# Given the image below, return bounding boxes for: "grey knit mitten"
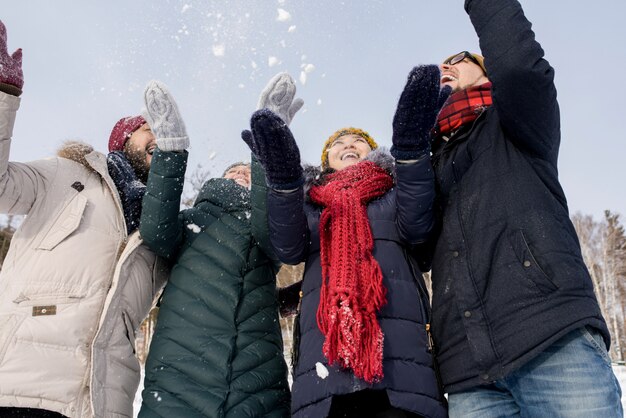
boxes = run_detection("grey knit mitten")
[257,72,303,126]
[143,80,189,151]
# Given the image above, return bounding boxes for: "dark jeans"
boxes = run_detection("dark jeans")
[327,389,423,418]
[0,408,67,418]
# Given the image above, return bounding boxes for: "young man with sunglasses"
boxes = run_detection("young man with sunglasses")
[427,0,623,416]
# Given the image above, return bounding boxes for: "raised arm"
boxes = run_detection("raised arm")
[139,81,189,260]
[467,0,560,160]
[391,65,450,244]
[250,72,304,261]
[250,154,278,261]
[244,73,309,264]
[0,20,23,97]
[243,109,309,264]
[0,20,57,214]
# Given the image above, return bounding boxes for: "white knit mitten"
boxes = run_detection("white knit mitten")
[257,72,304,126]
[142,80,189,151]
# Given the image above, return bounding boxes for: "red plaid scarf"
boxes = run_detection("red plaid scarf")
[309,161,393,383]
[436,82,493,136]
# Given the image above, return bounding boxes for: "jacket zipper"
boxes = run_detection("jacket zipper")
[85,171,130,416]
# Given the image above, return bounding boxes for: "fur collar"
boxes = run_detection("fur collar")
[303,147,396,196]
[56,141,97,171]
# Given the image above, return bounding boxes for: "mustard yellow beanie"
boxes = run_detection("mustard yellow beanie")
[320,127,378,169]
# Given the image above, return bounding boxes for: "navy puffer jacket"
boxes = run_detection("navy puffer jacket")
[429,0,609,394]
[269,149,447,418]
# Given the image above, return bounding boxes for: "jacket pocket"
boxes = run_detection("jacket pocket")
[0,314,25,365]
[36,193,88,251]
[581,326,612,367]
[509,229,558,294]
[13,293,86,307]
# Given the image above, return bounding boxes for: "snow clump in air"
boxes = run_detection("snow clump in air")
[276,9,292,22]
[212,44,226,57]
[268,56,280,67]
[299,64,315,85]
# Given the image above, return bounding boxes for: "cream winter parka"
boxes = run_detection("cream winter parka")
[0,91,168,417]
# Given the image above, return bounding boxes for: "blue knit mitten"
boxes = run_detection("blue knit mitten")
[391,65,452,160]
[242,109,303,190]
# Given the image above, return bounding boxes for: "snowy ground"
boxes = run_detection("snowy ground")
[132,365,626,416]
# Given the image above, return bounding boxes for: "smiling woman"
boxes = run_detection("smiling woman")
[321,127,378,172]
[244,66,450,418]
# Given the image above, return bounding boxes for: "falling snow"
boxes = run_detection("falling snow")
[212,44,226,57]
[276,8,291,22]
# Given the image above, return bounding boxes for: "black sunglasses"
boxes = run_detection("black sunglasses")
[444,51,481,67]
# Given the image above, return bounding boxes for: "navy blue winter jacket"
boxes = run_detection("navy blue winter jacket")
[269,149,447,418]
[429,0,609,393]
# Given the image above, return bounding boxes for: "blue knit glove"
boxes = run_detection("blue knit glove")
[391,65,452,160]
[241,109,303,190]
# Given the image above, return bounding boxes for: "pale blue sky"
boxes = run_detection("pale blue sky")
[3,1,625,218]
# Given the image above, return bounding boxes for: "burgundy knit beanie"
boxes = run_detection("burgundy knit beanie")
[108,115,146,152]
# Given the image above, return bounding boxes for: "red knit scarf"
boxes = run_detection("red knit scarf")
[309,160,394,383]
[436,82,493,136]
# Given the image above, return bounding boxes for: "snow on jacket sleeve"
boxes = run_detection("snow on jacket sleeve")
[395,156,436,245]
[466,0,560,162]
[140,148,187,260]
[0,91,57,214]
[267,186,309,265]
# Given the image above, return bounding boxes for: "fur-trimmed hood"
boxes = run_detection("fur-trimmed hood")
[302,146,396,196]
[56,140,97,171]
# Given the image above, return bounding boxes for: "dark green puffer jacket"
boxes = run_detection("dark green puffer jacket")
[138,149,290,418]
